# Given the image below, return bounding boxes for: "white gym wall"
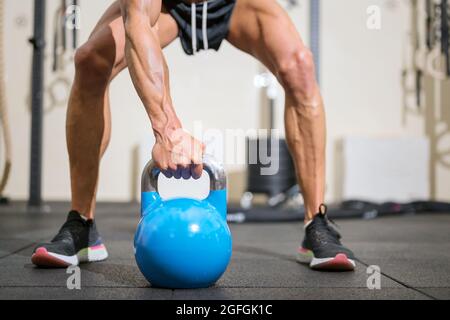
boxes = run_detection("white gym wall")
[2,0,450,203]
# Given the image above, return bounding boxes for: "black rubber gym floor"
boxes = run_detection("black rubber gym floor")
[0,202,449,300]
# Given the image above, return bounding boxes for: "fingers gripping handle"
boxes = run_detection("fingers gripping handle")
[141,155,227,193]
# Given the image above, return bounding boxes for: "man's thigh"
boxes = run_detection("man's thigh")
[226,0,306,74]
[84,0,178,78]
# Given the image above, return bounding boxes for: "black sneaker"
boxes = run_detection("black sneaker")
[31,211,108,267]
[297,207,356,271]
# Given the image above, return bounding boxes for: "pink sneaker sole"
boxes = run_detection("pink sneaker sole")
[311,254,356,271]
[31,247,72,268]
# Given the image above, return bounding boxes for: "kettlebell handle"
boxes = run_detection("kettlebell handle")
[141,155,227,193]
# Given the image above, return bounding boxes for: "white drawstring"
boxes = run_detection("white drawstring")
[191,3,197,54]
[202,1,209,51]
[191,1,209,55]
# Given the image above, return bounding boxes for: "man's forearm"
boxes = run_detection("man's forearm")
[121,3,181,140]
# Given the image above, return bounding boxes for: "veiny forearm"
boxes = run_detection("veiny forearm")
[123,11,181,140]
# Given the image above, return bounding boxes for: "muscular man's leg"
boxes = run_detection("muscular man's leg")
[227,0,355,271]
[67,1,178,219]
[227,0,325,222]
[32,1,179,268]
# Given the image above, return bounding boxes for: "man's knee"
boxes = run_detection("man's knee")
[74,43,113,85]
[276,48,318,102]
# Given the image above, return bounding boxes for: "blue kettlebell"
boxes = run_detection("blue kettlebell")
[134,156,232,289]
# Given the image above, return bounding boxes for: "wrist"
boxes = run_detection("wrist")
[152,117,182,143]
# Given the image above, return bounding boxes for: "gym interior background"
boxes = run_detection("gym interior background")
[2,0,449,204]
[0,0,449,300]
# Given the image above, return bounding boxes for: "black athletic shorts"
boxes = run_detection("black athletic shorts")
[163,0,236,55]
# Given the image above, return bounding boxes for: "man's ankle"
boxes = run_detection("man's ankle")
[304,219,313,229]
[71,210,92,221]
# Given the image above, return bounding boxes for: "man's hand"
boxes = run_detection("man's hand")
[152,128,205,180]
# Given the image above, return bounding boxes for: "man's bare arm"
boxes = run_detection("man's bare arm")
[120,0,178,138]
[120,0,204,178]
